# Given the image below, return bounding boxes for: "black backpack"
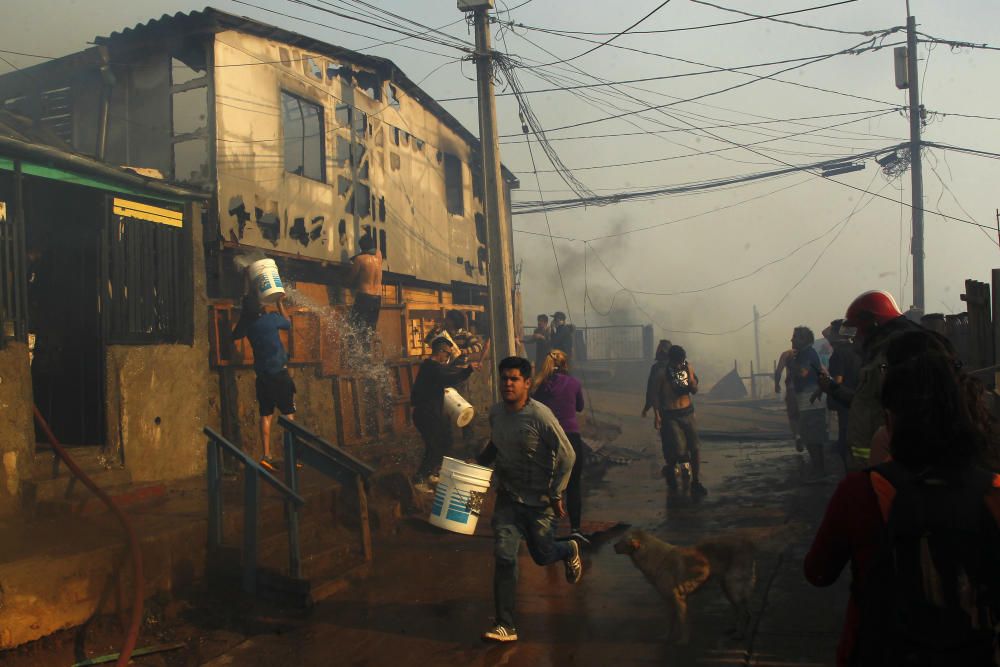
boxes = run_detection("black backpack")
[854,461,1000,666]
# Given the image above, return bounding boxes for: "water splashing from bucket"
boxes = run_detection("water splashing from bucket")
[282,287,399,432]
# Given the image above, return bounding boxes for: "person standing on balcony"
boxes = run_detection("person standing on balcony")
[348,232,383,346]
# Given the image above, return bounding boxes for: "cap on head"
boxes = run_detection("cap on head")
[844,290,902,334]
[359,233,375,252]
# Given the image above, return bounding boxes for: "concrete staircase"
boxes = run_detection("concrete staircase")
[21,447,166,517]
[206,467,373,608]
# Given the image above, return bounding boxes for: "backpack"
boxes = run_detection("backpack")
[854,461,1000,666]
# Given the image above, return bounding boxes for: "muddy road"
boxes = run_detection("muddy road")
[205,397,850,667]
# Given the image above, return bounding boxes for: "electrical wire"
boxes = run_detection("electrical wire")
[511,109,900,174]
[524,128,573,320]
[509,0,857,36]
[512,146,893,214]
[689,0,890,36]
[441,45,901,104]
[534,0,675,67]
[507,35,900,134]
[496,109,900,145]
[509,26,903,114]
[585,172,888,335]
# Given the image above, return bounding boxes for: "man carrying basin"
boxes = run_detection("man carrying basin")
[475,356,582,643]
[410,337,480,493]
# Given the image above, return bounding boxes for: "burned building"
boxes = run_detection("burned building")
[0,8,517,510]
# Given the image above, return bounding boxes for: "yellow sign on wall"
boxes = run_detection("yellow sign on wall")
[112,198,183,227]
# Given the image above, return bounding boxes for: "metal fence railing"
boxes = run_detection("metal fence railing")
[522,324,653,362]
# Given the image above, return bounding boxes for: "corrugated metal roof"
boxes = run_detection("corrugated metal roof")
[94,8,517,184]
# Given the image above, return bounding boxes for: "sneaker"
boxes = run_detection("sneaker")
[569,530,591,546]
[260,457,279,473]
[564,538,583,584]
[691,481,708,498]
[482,624,518,643]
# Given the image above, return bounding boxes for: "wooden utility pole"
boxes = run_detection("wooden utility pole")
[905,10,926,313]
[468,0,515,397]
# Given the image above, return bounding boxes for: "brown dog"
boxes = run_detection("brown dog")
[614,529,756,643]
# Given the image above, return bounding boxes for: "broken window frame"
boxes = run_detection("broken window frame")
[103,196,194,345]
[443,152,464,216]
[280,90,326,183]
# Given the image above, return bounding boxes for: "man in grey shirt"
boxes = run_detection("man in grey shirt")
[476,356,582,643]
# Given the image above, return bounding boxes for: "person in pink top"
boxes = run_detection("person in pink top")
[531,350,587,543]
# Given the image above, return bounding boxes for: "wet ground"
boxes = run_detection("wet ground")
[202,399,851,667]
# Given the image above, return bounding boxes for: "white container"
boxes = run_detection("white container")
[443,387,475,428]
[249,258,285,303]
[429,456,493,535]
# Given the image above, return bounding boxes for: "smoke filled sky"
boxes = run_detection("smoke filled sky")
[4,0,999,382]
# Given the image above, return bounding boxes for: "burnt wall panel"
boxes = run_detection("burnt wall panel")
[212,31,488,288]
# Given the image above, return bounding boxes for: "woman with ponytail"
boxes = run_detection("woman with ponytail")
[532,350,587,543]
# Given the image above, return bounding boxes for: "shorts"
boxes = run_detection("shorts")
[350,292,381,331]
[256,369,296,416]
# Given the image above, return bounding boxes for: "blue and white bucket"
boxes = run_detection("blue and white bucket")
[249,258,285,303]
[429,456,493,535]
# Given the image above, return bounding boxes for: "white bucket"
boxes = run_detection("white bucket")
[249,258,285,303]
[429,456,493,535]
[443,387,475,428]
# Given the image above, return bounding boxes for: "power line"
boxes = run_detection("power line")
[509,0,857,36]
[229,0,468,58]
[509,27,903,113]
[497,109,899,144]
[689,0,889,36]
[585,172,887,335]
[511,146,893,214]
[536,0,675,67]
[509,37,899,134]
[523,128,573,319]
[509,109,900,174]
[916,31,1000,53]
[441,46,897,104]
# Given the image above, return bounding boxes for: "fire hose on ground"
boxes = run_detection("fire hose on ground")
[33,405,143,667]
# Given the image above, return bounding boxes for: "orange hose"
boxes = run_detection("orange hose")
[33,405,143,667]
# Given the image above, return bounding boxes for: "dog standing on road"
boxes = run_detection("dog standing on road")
[614,529,756,644]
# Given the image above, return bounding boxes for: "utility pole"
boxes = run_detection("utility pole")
[464,0,516,397]
[905,10,926,313]
[753,305,761,398]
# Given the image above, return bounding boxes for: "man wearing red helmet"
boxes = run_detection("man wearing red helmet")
[837,290,921,468]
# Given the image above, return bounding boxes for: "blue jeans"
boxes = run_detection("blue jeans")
[492,493,573,629]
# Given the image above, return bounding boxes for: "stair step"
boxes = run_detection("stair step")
[33,482,167,518]
[22,466,132,505]
[30,447,120,480]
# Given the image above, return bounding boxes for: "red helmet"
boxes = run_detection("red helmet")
[844,290,902,334]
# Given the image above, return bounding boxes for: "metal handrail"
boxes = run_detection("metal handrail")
[203,426,304,594]
[277,416,376,573]
[278,416,375,478]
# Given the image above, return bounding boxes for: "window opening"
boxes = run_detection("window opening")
[281,91,325,182]
[444,153,464,216]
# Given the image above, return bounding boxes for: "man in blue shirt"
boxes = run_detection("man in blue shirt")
[232,291,294,472]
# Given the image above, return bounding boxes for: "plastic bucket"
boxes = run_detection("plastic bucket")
[443,387,475,428]
[429,456,493,535]
[249,258,285,303]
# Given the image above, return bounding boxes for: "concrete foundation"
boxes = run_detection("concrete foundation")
[0,342,33,516]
